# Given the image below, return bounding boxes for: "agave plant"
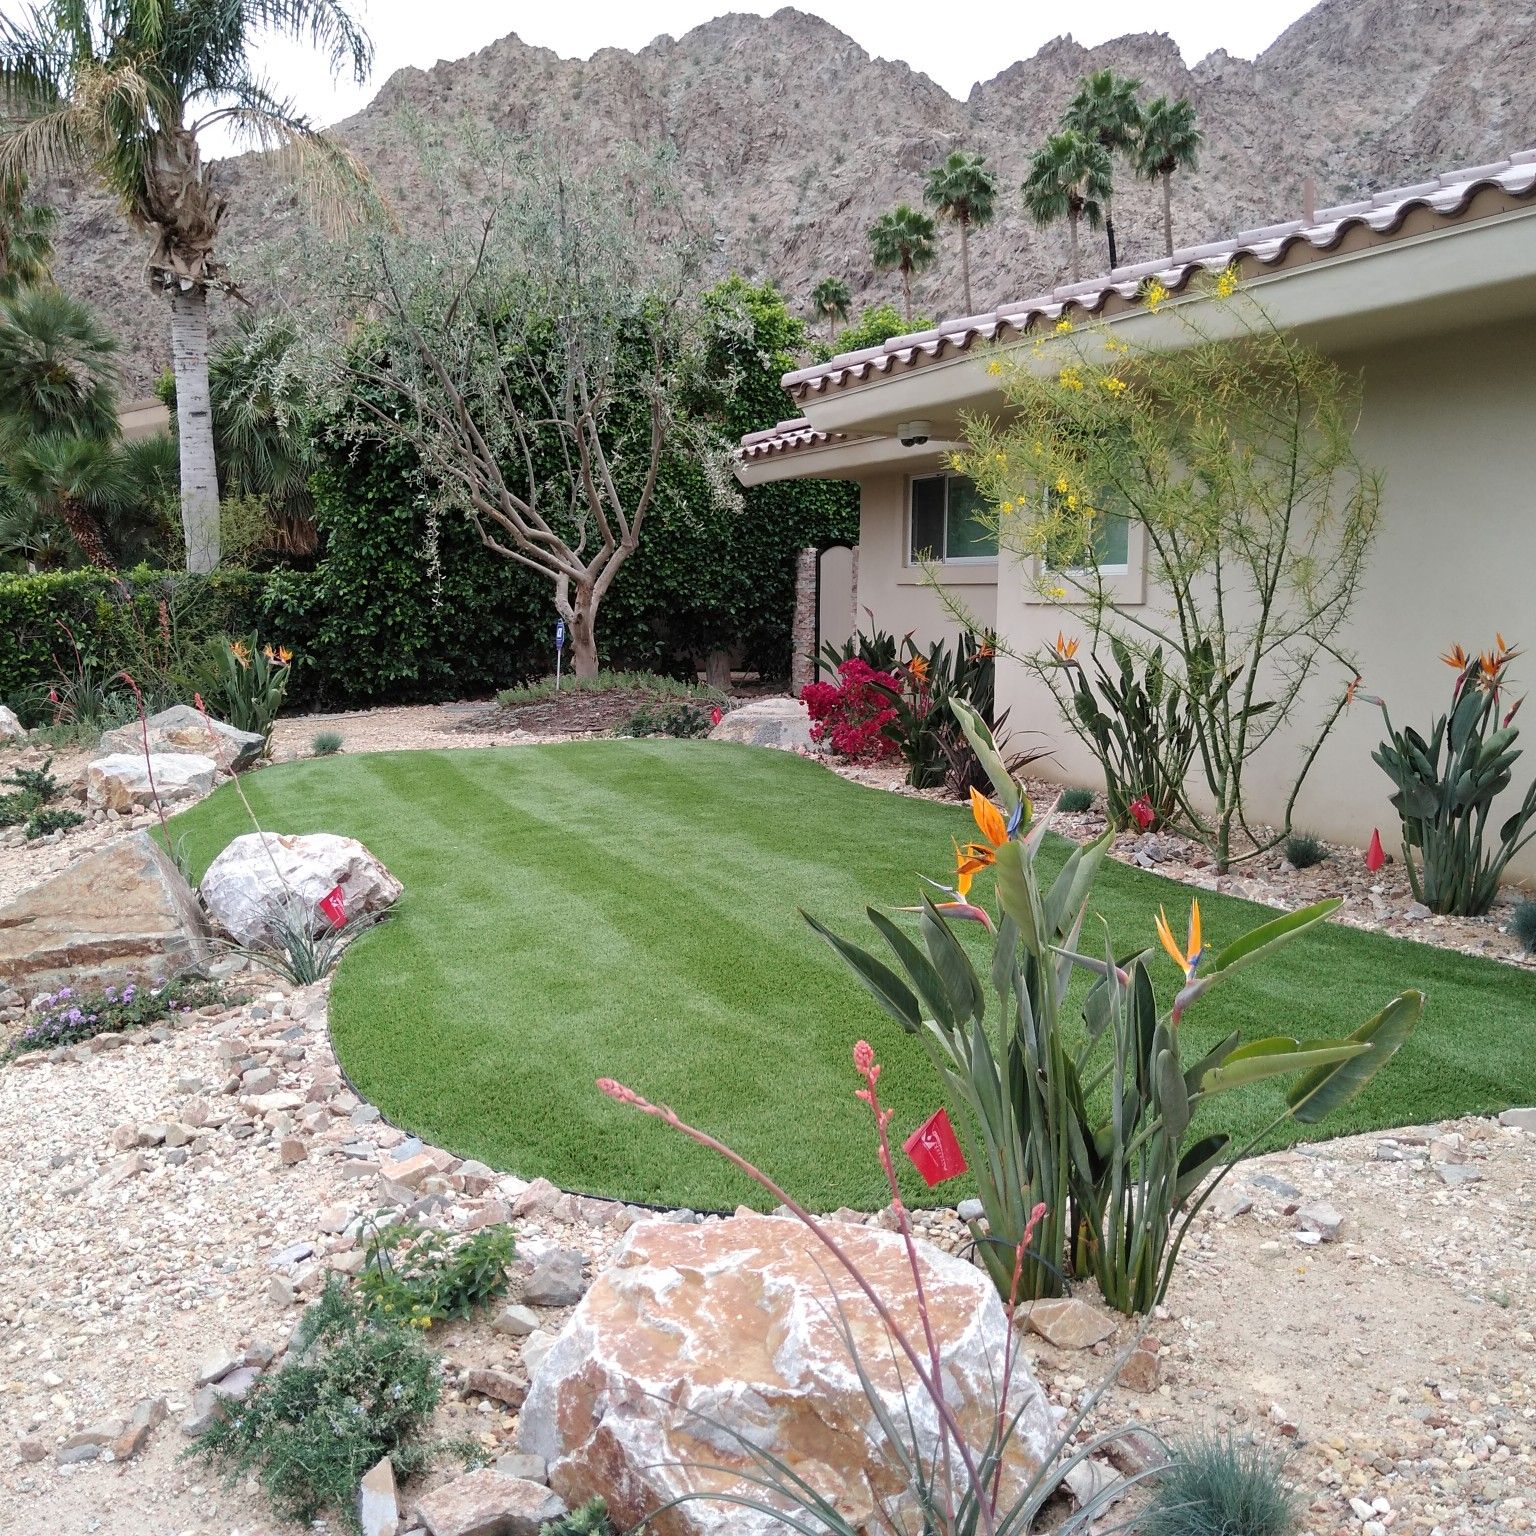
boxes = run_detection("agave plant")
[809,699,1424,1313]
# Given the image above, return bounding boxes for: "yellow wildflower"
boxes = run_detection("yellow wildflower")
[1144,278,1169,313]
[987,359,1003,376]
[1058,365,1084,392]
[1000,500,1015,515]
[1066,494,1079,510]
[1054,476,1070,495]
[1047,584,1068,600]
[1215,265,1240,299]
[1054,317,1074,334]
[1100,375,1127,394]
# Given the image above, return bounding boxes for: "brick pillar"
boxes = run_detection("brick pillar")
[790,546,818,697]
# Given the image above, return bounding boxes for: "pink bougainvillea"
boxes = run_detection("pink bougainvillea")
[801,658,901,761]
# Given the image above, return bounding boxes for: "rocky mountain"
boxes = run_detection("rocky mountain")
[36,0,1536,393]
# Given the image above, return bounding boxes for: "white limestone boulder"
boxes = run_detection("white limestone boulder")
[706,696,813,751]
[101,704,264,772]
[86,752,217,813]
[0,704,25,741]
[519,1211,1058,1536]
[199,832,401,946]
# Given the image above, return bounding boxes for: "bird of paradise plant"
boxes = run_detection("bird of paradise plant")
[214,633,292,750]
[809,698,1424,1313]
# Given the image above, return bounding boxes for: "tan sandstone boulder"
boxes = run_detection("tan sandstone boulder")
[85,752,217,812]
[101,703,264,772]
[518,1211,1058,1536]
[0,832,211,998]
[706,697,813,751]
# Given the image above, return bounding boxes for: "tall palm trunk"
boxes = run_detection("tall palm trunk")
[1104,194,1119,270]
[1067,210,1081,283]
[1160,170,1174,257]
[57,496,113,569]
[900,261,914,324]
[169,284,220,573]
[959,216,973,314]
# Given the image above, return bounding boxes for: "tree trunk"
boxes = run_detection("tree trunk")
[1105,197,1119,270]
[168,284,220,573]
[1161,173,1174,258]
[705,649,732,691]
[900,263,914,325]
[57,496,113,570]
[1068,214,1080,283]
[959,218,973,315]
[569,594,599,678]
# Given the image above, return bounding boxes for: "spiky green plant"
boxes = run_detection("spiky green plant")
[808,699,1424,1313]
[1510,898,1536,954]
[213,636,290,747]
[312,729,344,756]
[1284,832,1328,870]
[1368,641,1536,914]
[1139,1433,1298,1536]
[1058,787,1094,813]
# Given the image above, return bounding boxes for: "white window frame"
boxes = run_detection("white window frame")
[905,472,998,568]
[1044,487,1132,580]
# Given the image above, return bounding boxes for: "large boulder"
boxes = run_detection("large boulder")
[199,832,402,946]
[706,697,813,751]
[0,704,24,742]
[85,752,217,813]
[0,832,212,998]
[519,1212,1057,1536]
[101,704,264,772]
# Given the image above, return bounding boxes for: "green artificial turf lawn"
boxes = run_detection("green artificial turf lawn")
[170,743,1536,1212]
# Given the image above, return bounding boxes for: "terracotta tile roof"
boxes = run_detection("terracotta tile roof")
[737,417,847,459]
[780,150,1536,404]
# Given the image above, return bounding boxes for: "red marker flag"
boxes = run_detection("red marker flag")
[903,1108,968,1187]
[1365,829,1386,873]
[318,885,347,928]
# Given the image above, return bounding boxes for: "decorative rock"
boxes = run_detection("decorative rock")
[199,831,402,946]
[491,1304,539,1338]
[210,1366,262,1403]
[1117,1339,1161,1393]
[494,1453,548,1486]
[707,696,813,751]
[414,1471,566,1536]
[522,1248,587,1308]
[520,1330,558,1377]
[56,1420,123,1464]
[180,1386,224,1436]
[111,1397,167,1461]
[0,831,211,998]
[358,1454,401,1536]
[0,703,24,741]
[509,1177,560,1218]
[1498,1107,1536,1132]
[197,1346,244,1386]
[101,703,264,772]
[85,751,217,812]
[1023,1296,1118,1350]
[519,1213,1056,1536]
[1296,1201,1344,1241]
[279,1136,308,1165]
[463,1368,529,1409]
[1434,1162,1483,1187]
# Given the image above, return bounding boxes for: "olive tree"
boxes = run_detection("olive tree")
[955,277,1381,869]
[338,151,728,678]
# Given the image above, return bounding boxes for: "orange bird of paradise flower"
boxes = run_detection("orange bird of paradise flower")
[1440,643,1470,671]
[1053,631,1080,662]
[1155,899,1203,984]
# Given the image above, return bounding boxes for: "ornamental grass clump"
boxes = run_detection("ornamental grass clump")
[1511,899,1536,955]
[1139,1433,1299,1536]
[597,1046,1157,1536]
[807,699,1423,1314]
[1284,832,1328,870]
[1363,638,1536,915]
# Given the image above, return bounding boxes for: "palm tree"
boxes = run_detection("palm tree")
[809,276,852,343]
[923,150,999,315]
[1063,69,1144,269]
[868,204,938,326]
[1134,96,1203,258]
[1023,130,1112,283]
[0,0,373,574]
[0,172,54,298]
[0,282,123,566]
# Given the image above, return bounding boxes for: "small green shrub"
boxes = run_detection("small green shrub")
[312,729,344,756]
[497,669,722,709]
[615,702,714,739]
[3,759,62,800]
[190,1281,442,1529]
[8,975,227,1057]
[1284,832,1328,870]
[23,806,84,840]
[1139,1433,1298,1536]
[541,1498,614,1536]
[355,1221,516,1330]
[1058,787,1094,813]
[0,789,39,828]
[1512,898,1536,954]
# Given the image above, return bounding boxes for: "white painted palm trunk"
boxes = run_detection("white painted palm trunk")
[169,285,221,573]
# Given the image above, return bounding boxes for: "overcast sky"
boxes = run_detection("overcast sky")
[219,1,1318,153]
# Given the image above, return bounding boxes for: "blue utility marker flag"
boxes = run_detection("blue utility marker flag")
[555,619,566,649]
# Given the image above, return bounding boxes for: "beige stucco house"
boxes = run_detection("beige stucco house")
[737,152,1536,880]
